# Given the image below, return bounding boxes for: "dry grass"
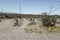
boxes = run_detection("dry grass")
[24,28,42,34]
[47,26,60,33]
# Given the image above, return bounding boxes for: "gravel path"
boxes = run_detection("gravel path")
[0,19,60,40]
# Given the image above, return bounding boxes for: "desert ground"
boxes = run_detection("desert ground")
[0,18,60,40]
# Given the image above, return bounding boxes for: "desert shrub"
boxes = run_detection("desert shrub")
[42,15,56,27]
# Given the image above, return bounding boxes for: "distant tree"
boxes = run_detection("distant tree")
[41,12,48,15]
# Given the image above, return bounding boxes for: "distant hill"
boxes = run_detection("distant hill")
[0,12,42,18]
[0,12,60,18]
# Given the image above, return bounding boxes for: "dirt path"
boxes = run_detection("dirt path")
[20,20,30,28]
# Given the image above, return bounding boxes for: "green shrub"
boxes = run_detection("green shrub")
[42,15,56,27]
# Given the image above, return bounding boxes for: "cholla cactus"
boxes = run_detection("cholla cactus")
[0,16,2,22]
[32,18,36,25]
[14,18,20,26]
[29,17,36,25]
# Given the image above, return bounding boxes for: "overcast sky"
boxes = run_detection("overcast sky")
[0,0,60,15]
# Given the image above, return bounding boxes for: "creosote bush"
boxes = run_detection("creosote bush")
[42,15,56,27]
